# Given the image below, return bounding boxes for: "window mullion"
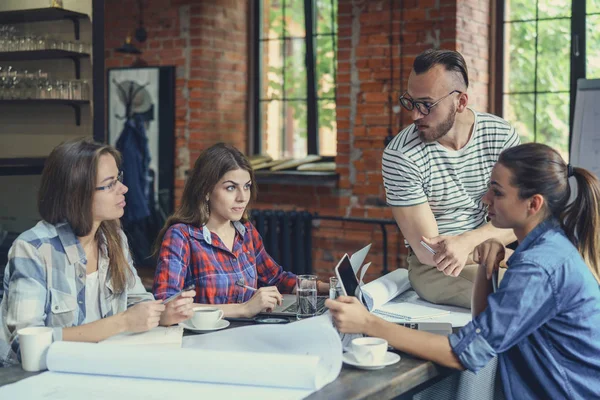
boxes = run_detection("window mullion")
[569,0,586,148]
[252,1,262,155]
[304,0,318,155]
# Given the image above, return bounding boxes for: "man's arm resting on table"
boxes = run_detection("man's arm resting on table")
[364,314,464,370]
[391,203,439,267]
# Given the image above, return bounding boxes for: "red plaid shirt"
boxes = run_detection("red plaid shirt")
[153,221,297,304]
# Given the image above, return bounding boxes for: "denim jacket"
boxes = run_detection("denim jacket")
[0,221,153,366]
[449,218,600,399]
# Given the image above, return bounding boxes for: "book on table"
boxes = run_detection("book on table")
[354,262,472,327]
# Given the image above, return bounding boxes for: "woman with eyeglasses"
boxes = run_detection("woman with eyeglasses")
[329,143,600,399]
[0,138,194,367]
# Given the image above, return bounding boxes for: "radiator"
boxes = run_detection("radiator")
[250,209,313,275]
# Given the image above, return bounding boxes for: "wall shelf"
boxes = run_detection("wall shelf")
[0,49,89,62]
[0,8,88,41]
[0,99,89,125]
[255,171,339,187]
[0,8,87,24]
[0,157,46,176]
[0,50,89,77]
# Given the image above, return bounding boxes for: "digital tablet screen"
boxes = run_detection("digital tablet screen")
[336,255,359,297]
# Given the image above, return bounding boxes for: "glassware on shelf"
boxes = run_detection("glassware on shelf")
[0,25,91,53]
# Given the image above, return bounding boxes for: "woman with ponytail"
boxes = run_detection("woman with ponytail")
[0,139,194,367]
[326,143,600,400]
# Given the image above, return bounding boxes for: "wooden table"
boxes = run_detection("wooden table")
[0,320,457,399]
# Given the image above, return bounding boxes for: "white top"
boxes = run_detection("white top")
[83,271,102,324]
[382,109,520,237]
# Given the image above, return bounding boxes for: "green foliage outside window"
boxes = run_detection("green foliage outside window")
[504,0,600,159]
[262,0,337,154]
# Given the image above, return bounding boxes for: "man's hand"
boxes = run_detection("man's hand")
[421,235,472,277]
[325,296,372,334]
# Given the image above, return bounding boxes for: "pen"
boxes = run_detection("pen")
[162,284,196,304]
[235,280,257,292]
[420,240,437,255]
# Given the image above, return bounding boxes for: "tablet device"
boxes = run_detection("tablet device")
[334,254,360,297]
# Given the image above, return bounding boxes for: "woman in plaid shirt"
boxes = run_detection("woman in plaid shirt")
[153,143,328,318]
[0,139,194,366]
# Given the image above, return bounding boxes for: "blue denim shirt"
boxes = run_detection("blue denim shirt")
[449,218,600,400]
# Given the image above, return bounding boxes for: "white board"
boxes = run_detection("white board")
[570,78,600,179]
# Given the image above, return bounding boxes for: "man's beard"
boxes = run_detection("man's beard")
[418,105,457,143]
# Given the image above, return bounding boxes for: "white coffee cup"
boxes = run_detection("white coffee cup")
[18,326,53,372]
[350,337,388,365]
[190,307,224,329]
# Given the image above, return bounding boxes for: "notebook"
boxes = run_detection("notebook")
[372,292,451,321]
[265,294,328,317]
[358,268,471,326]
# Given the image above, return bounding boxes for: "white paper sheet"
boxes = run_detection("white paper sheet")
[350,243,372,275]
[361,268,412,311]
[0,371,310,400]
[0,315,343,399]
[99,325,183,347]
[182,313,342,390]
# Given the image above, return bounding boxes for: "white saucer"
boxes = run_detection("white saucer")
[342,351,401,370]
[180,319,230,333]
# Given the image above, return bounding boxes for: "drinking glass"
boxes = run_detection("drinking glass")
[329,276,342,300]
[296,274,317,320]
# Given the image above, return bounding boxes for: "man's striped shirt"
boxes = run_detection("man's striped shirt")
[382,109,520,237]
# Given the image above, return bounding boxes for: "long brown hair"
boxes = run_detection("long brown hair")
[154,143,257,253]
[39,138,133,294]
[499,143,600,283]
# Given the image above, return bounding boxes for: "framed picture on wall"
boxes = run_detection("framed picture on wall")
[107,66,175,220]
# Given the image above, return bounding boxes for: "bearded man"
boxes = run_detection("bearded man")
[383,49,520,308]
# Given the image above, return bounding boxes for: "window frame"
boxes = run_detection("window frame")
[250,0,337,157]
[492,0,590,155]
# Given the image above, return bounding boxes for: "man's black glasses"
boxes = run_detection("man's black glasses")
[399,90,461,116]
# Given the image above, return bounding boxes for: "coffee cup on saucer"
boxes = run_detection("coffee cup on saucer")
[350,337,388,365]
[190,307,224,329]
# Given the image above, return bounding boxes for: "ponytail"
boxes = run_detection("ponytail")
[561,167,600,283]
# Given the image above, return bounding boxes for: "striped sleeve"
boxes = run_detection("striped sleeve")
[382,144,427,207]
[502,125,521,151]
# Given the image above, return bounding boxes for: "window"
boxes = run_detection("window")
[497,0,600,160]
[252,0,338,160]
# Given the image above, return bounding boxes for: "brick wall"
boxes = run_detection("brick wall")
[104,0,249,205]
[104,0,490,283]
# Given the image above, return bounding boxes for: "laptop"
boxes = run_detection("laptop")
[260,244,373,318]
[395,321,453,336]
[263,294,329,318]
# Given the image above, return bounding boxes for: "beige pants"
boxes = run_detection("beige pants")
[407,251,477,309]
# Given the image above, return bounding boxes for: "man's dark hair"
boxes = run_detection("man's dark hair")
[413,49,469,88]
